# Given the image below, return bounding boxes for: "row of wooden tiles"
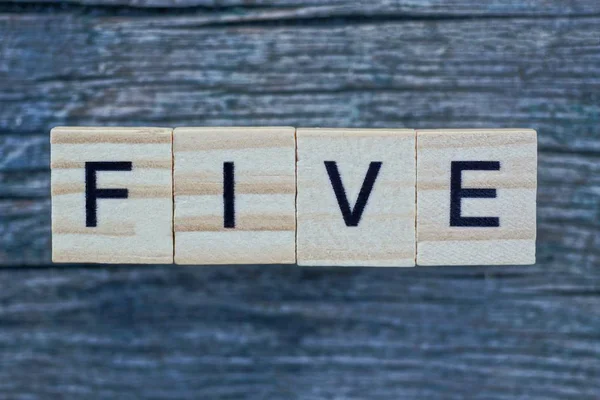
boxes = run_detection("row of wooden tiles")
[51,127,537,266]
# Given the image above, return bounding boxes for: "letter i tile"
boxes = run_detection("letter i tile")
[173,127,296,264]
[416,129,537,266]
[50,127,174,264]
[296,128,416,267]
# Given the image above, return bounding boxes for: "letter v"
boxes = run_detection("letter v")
[324,161,382,227]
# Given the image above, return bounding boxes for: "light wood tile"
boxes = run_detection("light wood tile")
[416,129,537,266]
[174,127,296,264]
[51,127,174,264]
[296,128,416,267]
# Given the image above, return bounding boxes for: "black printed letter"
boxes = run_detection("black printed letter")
[450,161,500,227]
[85,161,132,227]
[223,162,235,228]
[325,161,382,227]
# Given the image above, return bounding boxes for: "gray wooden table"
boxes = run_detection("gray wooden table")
[1,1,599,398]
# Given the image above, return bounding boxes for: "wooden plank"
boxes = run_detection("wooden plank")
[0,14,598,267]
[0,264,598,399]
[0,199,50,265]
[2,0,600,15]
[1,13,599,266]
[0,15,598,152]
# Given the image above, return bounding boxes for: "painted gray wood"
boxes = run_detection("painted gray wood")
[1,264,599,399]
[3,0,600,14]
[1,12,599,267]
[0,1,599,398]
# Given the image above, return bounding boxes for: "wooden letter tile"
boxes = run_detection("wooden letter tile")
[296,128,416,267]
[416,129,537,266]
[51,127,174,264]
[173,127,296,264]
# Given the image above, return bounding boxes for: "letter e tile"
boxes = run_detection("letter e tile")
[416,129,537,266]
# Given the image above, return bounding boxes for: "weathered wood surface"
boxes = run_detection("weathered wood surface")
[4,0,600,14]
[0,1,599,398]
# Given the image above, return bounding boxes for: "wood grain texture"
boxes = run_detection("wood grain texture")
[51,127,174,263]
[3,0,600,15]
[174,127,296,264]
[0,264,599,400]
[417,129,537,266]
[0,14,598,152]
[296,128,415,266]
[0,1,599,398]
